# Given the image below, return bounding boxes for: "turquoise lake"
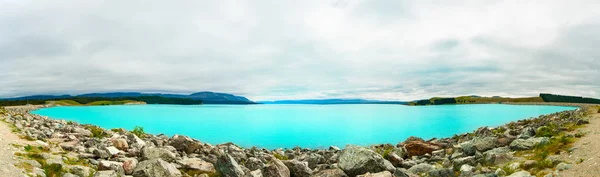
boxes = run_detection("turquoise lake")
[32,104,575,149]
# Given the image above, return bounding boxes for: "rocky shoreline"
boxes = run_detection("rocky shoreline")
[0,105,594,177]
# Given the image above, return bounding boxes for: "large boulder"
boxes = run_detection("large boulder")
[509,137,549,150]
[282,160,312,177]
[262,158,290,177]
[169,134,202,154]
[338,145,395,176]
[142,147,177,162]
[179,158,216,174]
[216,154,245,177]
[403,141,441,157]
[132,159,182,177]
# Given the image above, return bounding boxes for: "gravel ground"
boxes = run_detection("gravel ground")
[0,121,31,177]
[559,106,600,177]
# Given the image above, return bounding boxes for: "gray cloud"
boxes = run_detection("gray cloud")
[0,0,599,101]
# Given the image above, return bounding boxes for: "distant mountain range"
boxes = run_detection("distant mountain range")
[259,99,408,105]
[2,92,256,104]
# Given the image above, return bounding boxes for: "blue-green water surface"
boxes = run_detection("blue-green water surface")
[33,104,575,149]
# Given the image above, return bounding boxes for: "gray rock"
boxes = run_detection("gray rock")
[556,163,572,171]
[93,149,110,159]
[482,147,512,165]
[216,154,245,177]
[282,160,312,177]
[21,159,42,168]
[517,127,536,139]
[452,156,475,170]
[427,168,455,177]
[93,170,119,177]
[132,159,182,177]
[262,158,290,177]
[393,168,418,177]
[311,168,348,177]
[338,145,395,176]
[461,137,497,156]
[509,137,549,150]
[170,134,201,154]
[459,164,474,176]
[245,157,265,171]
[303,153,325,169]
[330,146,341,151]
[98,160,125,176]
[407,163,434,174]
[142,147,177,162]
[247,169,263,177]
[69,165,93,177]
[179,158,216,174]
[506,171,533,177]
[75,128,92,137]
[357,171,393,177]
[33,167,46,177]
[62,173,78,177]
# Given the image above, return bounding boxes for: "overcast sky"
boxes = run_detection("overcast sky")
[1,0,599,101]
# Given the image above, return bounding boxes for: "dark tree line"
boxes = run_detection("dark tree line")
[540,93,600,104]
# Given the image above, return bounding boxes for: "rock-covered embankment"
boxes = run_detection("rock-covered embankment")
[0,105,592,177]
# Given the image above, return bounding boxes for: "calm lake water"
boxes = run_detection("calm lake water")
[33,104,575,149]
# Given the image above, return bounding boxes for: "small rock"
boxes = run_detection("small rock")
[407,163,434,174]
[105,146,120,156]
[312,168,348,177]
[132,159,182,177]
[556,163,572,171]
[215,154,245,177]
[282,159,312,177]
[262,158,290,177]
[357,171,393,177]
[507,171,533,177]
[120,158,138,175]
[98,161,125,176]
[93,170,118,177]
[245,157,265,171]
[142,147,177,162]
[179,158,215,174]
[393,168,418,177]
[111,138,129,151]
[509,137,549,150]
[69,165,93,177]
[460,164,474,175]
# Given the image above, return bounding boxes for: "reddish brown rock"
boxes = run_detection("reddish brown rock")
[403,141,441,157]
